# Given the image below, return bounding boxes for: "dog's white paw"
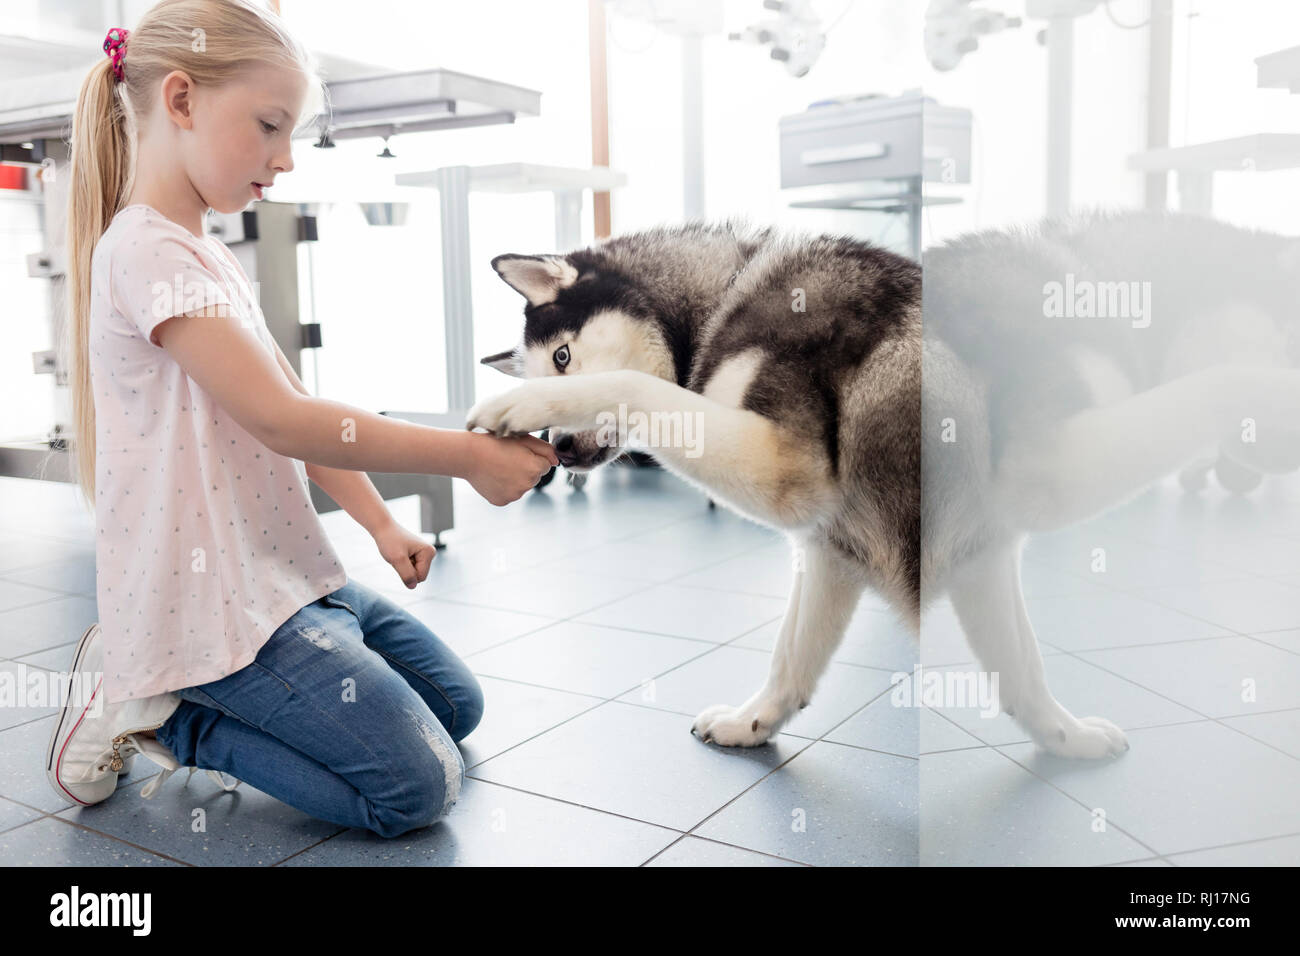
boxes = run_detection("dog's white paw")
[691,702,779,747]
[1035,714,1129,759]
[467,375,626,437]
[466,382,556,437]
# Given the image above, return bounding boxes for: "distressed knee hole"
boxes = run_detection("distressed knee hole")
[299,625,336,651]
[406,709,464,817]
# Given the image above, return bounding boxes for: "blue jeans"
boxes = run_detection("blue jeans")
[154,579,484,838]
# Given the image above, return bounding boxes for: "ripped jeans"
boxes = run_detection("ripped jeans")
[154,579,483,838]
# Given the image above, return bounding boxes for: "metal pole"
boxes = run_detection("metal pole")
[1144,0,1175,210]
[435,165,475,414]
[555,190,583,252]
[682,33,705,221]
[1046,16,1074,219]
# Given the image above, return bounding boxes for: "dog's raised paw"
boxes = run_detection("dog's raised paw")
[690,703,774,747]
[466,385,553,437]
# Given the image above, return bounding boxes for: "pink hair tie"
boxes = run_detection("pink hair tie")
[103,27,129,82]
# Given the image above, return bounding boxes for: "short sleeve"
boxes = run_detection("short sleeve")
[110,225,235,349]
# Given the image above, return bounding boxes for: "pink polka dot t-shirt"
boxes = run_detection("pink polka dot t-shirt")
[90,203,347,704]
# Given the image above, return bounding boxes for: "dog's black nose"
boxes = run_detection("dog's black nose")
[553,433,582,467]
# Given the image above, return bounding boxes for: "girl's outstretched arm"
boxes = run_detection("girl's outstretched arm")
[152,306,557,505]
[268,334,399,535]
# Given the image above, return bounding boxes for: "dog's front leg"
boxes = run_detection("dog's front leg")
[467,370,837,529]
[946,538,1129,758]
[466,371,635,436]
[692,536,865,747]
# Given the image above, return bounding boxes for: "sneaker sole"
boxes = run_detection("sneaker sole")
[45,622,108,806]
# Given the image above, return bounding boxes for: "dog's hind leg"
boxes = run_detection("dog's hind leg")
[999,364,1300,532]
[944,538,1129,758]
[691,535,865,747]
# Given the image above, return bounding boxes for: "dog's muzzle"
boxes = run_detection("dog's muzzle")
[552,429,620,472]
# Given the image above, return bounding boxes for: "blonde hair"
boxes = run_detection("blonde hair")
[61,0,325,510]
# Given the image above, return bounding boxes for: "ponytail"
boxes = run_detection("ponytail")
[53,0,324,511]
[62,55,132,508]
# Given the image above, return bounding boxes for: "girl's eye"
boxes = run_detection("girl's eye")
[261,121,278,133]
[553,345,570,370]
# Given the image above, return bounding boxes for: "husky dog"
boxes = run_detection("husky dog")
[922,210,1300,758]
[468,221,921,747]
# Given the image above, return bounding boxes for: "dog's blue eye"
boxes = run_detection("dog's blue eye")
[554,345,570,370]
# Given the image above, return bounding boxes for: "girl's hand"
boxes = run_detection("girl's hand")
[372,521,437,589]
[464,431,558,506]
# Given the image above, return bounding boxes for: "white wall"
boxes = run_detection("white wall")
[605,1,926,241]
[0,190,52,442]
[922,0,1300,246]
[270,0,929,414]
[7,0,1300,437]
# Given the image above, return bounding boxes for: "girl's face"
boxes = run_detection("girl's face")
[185,64,308,214]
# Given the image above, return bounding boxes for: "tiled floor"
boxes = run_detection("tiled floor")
[0,463,915,866]
[920,472,1300,866]
[6,463,1296,866]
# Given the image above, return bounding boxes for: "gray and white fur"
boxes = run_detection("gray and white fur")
[922,210,1300,758]
[470,219,920,747]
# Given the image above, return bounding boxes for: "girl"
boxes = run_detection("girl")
[46,0,558,839]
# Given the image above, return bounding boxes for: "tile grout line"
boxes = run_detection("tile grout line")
[636,832,814,867]
[269,827,352,866]
[455,617,792,773]
[650,736,832,865]
[436,519,799,669]
[1049,647,1300,765]
[1156,828,1300,863]
[979,743,1166,862]
[1027,541,1300,644]
[3,492,815,859]
[2,811,194,866]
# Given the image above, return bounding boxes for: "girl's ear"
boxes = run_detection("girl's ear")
[479,347,525,378]
[160,70,197,130]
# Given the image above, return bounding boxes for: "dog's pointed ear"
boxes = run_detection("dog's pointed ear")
[491,254,578,306]
[479,347,525,378]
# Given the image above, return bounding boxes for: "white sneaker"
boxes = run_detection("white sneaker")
[46,622,241,804]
